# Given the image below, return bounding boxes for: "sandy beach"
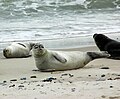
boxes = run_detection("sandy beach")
[0,46,120,99]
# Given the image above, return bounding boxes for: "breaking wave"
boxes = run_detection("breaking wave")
[0,0,120,18]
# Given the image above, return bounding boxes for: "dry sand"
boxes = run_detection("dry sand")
[0,46,120,99]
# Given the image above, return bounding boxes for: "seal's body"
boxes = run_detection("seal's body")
[93,34,120,58]
[33,43,109,71]
[3,42,35,58]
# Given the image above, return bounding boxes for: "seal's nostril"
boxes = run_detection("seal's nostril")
[3,49,6,53]
[39,48,42,51]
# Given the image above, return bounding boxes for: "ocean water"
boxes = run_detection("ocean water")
[0,0,120,51]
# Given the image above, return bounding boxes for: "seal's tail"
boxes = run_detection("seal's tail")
[87,51,110,60]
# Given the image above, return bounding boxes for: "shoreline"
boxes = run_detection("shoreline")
[0,46,120,99]
[1,32,120,52]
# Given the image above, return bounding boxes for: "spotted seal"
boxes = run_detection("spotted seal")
[32,43,109,71]
[3,42,35,58]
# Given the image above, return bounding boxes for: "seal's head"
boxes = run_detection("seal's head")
[93,34,112,51]
[93,34,110,42]
[33,43,46,57]
[3,47,13,58]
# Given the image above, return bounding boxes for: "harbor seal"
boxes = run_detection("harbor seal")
[33,43,109,71]
[93,33,120,59]
[3,42,35,58]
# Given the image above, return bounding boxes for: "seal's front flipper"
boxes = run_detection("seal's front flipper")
[53,52,67,63]
[17,43,26,48]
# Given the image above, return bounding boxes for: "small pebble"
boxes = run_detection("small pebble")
[3,81,7,83]
[107,78,112,80]
[18,85,24,87]
[88,75,91,77]
[110,86,113,88]
[30,76,37,78]
[41,84,44,87]
[36,84,40,86]
[61,73,74,77]
[10,79,17,81]
[9,84,15,88]
[69,74,74,77]
[71,88,76,92]
[33,88,35,90]
[61,73,68,76]
[101,95,106,98]
[20,78,27,80]
[100,67,109,69]
[101,74,105,77]
[42,77,56,82]
[69,81,72,83]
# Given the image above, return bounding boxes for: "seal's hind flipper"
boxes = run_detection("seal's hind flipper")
[53,52,67,63]
[87,51,110,60]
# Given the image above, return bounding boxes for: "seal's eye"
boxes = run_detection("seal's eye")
[39,44,44,48]
[34,45,39,49]
[3,49,7,53]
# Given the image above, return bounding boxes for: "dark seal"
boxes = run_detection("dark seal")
[93,33,120,59]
